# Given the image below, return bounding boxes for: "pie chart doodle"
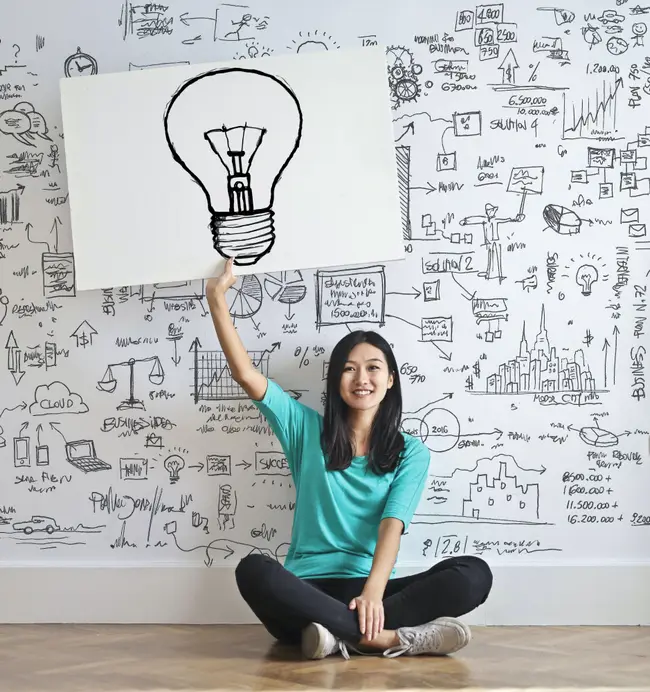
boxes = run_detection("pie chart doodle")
[264,270,307,305]
[226,275,263,319]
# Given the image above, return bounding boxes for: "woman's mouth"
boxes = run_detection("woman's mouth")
[352,389,373,397]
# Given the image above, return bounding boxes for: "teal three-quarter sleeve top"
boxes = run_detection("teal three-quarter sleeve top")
[252,378,431,579]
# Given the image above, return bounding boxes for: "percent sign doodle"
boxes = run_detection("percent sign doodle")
[294,346,309,367]
[294,345,325,368]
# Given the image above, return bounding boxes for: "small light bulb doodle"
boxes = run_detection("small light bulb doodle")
[575,264,599,296]
[163,454,185,483]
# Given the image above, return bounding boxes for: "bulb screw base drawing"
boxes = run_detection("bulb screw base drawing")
[211,209,275,265]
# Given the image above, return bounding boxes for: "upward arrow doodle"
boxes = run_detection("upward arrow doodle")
[499,48,519,85]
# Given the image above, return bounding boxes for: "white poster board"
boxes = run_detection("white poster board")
[59,46,404,290]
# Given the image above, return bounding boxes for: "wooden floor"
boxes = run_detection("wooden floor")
[1,624,649,691]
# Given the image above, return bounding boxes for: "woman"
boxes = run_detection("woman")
[207,259,493,660]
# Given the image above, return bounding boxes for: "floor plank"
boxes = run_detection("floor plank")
[1,624,649,691]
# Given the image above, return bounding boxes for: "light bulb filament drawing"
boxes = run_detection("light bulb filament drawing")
[164,67,303,266]
[204,124,265,214]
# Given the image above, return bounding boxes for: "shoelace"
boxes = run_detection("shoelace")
[382,627,443,658]
[337,640,351,660]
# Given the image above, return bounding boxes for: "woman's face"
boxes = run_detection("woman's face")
[338,342,394,412]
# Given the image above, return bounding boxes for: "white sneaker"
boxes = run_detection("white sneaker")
[301,622,351,660]
[383,617,472,657]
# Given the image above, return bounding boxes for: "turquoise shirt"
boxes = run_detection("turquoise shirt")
[253,378,431,579]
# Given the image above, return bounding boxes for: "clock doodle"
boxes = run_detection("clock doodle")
[64,47,98,77]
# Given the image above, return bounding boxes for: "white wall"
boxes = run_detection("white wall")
[1,0,649,624]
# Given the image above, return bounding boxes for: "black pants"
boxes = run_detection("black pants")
[235,553,493,645]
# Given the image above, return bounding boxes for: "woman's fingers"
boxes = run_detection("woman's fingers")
[358,602,366,634]
[366,610,373,639]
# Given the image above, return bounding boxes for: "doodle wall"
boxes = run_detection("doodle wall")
[0,0,648,612]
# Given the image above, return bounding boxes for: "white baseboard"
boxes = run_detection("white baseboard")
[1,563,649,625]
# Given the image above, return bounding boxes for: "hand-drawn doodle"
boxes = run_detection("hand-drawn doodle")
[315,265,386,330]
[536,7,576,26]
[64,439,112,472]
[226,274,264,319]
[582,23,603,49]
[469,305,601,405]
[0,183,25,223]
[139,280,208,316]
[216,4,269,42]
[412,455,548,526]
[118,2,174,40]
[0,102,52,147]
[63,47,98,77]
[287,29,339,53]
[42,251,75,298]
[499,48,519,85]
[5,331,25,385]
[460,203,525,282]
[97,356,165,410]
[1,513,105,547]
[35,424,50,466]
[632,22,647,47]
[163,453,184,483]
[14,423,30,467]
[542,204,582,235]
[217,483,237,529]
[0,290,8,326]
[164,68,303,265]
[13,515,59,534]
[0,402,26,448]
[70,320,97,348]
[562,79,623,141]
[190,338,272,402]
[119,458,149,480]
[569,417,623,447]
[575,264,600,296]
[263,270,307,320]
[129,61,190,71]
[179,10,218,41]
[386,46,423,109]
[233,41,273,59]
[29,381,88,416]
[207,455,231,476]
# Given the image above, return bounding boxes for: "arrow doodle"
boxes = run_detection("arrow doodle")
[5,330,25,385]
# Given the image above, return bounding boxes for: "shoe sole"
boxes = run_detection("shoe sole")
[301,622,328,659]
[433,617,472,654]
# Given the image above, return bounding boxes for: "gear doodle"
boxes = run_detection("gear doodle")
[386,45,423,109]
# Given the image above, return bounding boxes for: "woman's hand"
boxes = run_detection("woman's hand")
[206,258,237,303]
[349,592,385,641]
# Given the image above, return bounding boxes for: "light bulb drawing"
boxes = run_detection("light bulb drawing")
[97,356,164,410]
[575,264,599,296]
[164,67,303,266]
[163,453,185,483]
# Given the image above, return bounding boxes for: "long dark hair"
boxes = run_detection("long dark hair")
[321,330,405,475]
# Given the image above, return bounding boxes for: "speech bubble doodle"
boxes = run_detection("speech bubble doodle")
[0,102,52,146]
